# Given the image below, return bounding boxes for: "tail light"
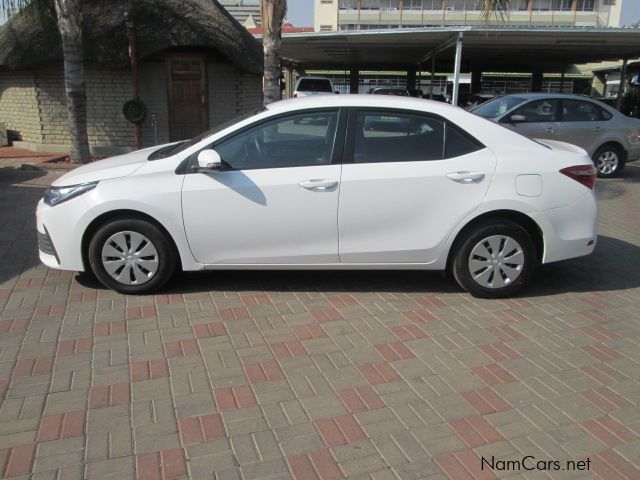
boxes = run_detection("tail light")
[560,165,597,190]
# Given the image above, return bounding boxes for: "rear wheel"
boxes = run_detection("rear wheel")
[88,219,176,294]
[452,220,537,298]
[594,144,625,178]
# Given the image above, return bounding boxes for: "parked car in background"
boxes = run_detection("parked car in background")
[368,86,410,96]
[293,76,337,98]
[38,95,598,298]
[472,93,640,177]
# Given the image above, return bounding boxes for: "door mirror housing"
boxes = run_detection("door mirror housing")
[196,149,222,171]
[335,90,340,94]
[507,114,527,124]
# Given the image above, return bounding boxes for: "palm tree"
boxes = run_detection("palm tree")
[259,1,510,105]
[260,0,287,105]
[1,0,90,164]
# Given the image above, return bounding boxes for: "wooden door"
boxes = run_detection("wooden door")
[167,56,208,142]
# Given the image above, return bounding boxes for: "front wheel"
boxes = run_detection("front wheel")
[452,221,537,299]
[88,218,177,294]
[594,144,625,178]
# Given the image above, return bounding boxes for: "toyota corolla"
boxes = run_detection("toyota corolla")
[37,95,598,298]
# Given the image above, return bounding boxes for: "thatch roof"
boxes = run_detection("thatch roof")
[0,0,263,74]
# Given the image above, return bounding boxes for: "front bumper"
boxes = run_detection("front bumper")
[36,198,91,271]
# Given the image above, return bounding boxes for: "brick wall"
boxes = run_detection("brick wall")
[208,61,263,128]
[0,56,262,152]
[0,70,42,143]
[35,64,135,149]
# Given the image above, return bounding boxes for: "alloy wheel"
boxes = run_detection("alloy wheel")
[596,150,619,176]
[468,235,525,289]
[101,231,159,285]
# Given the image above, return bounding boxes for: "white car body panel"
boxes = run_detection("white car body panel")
[181,165,341,264]
[338,149,496,263]
[36,95,598,281]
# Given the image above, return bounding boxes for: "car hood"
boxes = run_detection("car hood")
[51,145,164,187]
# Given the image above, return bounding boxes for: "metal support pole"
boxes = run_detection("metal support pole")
[452,32,463,106]
[429,55,436,99]
[559,65,566,93]
[616,58,628,111]
[349,69,360,94]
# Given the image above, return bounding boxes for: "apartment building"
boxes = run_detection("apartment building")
[314,0,628,32]
[220,0,262,28]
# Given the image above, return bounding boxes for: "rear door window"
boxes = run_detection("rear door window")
[560,99,612,122]
[350,110,484,163]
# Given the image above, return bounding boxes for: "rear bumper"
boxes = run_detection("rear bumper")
[531,190,598,264]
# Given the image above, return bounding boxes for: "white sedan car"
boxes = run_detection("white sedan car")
[37,95,598,298]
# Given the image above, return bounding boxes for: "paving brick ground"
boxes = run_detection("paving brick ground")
[1,163,640,479]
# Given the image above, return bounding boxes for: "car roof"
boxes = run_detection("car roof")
[266,94,457,114]
[499,92,599,101]
[295,76,332,81]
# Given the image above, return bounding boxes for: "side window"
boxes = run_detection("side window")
[511,99,559,123]
[214,111,338,170]
[445,123,484,158]
[561,99,608,122]
[353,111,444,163]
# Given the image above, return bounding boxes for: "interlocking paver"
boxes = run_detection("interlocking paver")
[2,165,640,478]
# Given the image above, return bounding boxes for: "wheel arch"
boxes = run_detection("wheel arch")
[81,209,182,272]
[446,209,544,271]
[594,140,627,162]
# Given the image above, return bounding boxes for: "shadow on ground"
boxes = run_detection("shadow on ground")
[0,167,48,285]
[75,235,640,298]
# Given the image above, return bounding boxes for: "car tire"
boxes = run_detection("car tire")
[593,144,625,178]
[88,218,177,295]
[452,220,537,299]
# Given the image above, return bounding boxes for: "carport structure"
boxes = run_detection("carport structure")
[280,26,640,105]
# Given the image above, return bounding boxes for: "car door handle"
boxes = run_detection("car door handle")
[298,179,338,190]
[593,126,601,132]
[546,127,555,134]
[446,172,485,184]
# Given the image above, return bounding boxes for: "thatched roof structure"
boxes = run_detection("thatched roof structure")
[0,0,263,74]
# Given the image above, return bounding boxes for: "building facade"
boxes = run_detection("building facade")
[219,0,262,28]
[315,0,628,32]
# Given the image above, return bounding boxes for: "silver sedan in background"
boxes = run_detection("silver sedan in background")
[472,93,640,177]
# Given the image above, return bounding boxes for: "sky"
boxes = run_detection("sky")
[287,0,314,27]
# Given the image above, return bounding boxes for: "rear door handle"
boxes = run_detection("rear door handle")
[446,172,485,184]
[546,127,555,134]
[298,179,338,190]
[593,126,601,132]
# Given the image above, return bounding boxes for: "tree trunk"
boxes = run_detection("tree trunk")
[54,0,90,164]
[260,0,287,105]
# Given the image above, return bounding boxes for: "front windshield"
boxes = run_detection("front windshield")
[148,107,266,160]
[472,96,527,120]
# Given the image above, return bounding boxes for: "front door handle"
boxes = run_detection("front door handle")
[546,127,555,134]
[446,172,485,184]
[593,126,601,132]
[298,179,338,190]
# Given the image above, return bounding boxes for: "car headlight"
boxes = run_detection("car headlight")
[43,182,98,207]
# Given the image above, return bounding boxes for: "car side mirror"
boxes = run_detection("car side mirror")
[196,149,222,172]
[508,114,527,123]
[335,90,340,94]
